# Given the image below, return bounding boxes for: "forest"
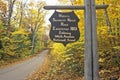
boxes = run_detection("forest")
[0,0,120,80]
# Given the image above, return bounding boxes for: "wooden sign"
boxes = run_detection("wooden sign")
[44,3,108,80]
[49,11,80,46]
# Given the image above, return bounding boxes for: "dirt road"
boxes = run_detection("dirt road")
[0,50,48,80]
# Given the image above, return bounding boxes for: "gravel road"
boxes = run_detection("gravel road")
[0,50,48,80]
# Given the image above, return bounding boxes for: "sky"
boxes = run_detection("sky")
[26,0,60,24]
[42,0,59,25]
[29,0,59,5]
[43,0,59,5]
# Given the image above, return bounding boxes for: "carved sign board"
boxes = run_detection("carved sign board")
[49,11,80,46]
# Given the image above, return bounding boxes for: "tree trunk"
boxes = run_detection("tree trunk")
[30,5,44,54]
[7,0,16,29]
[18,0,27,29]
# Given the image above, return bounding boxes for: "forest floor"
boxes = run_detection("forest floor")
[27,55,120,80]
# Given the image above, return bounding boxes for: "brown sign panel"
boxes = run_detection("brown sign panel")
[49,11,80,46]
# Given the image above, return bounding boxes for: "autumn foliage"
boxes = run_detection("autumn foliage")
[0,0,120,79]
[0,0,47,60]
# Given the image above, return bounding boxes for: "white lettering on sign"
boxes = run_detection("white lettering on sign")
[60,22,69,26]
[53,18,66,22]
[64,35,75,38]
[59,31,71,35]
[70,27,77,31]
[53,26,69,30]
[53,38,66,42]
[67,38,76,41]
[67,18,76,22]
[55,35,63,38]
[58,14,70,18]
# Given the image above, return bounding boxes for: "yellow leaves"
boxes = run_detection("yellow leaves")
[28,2,34,6]
[50,43,66,61]
[24,40,31,45]
[12,29,30,35]
[0,21,3,25]
[113,46,120,50]
[0,22,6,32]
[12,29,24,35]
[0,0,7,14]
[1,30,31,57]
[2,37,10,42]
[73,0,84,5]
[2,37,16,56]
[99,58,105,63]
[38,27,44,32]
[108,35,116,38]
[5,49,15,56]
[31,10,38,14]
[52,43,65,55]
[97,26,109,35]
[96,0,103,4]
[107,0,120,17]
[99,69,111,74]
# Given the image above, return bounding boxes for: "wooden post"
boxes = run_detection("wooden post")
[91,0,99,79]
[84,0,99,80]
[44,5,108,10]
[44,2,108,80]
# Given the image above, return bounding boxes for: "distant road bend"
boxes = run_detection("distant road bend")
[0,50,48,80]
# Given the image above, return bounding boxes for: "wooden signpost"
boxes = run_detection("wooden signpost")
[44,0,108,80]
